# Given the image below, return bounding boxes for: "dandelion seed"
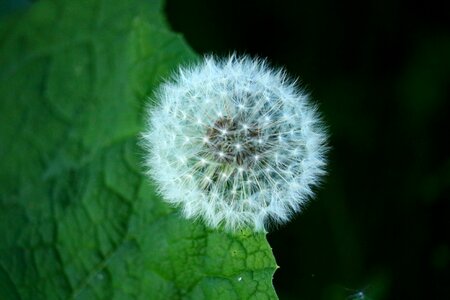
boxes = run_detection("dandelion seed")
[142,55,327,232]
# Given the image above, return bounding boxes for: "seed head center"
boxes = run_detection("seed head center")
[205,116,266,166]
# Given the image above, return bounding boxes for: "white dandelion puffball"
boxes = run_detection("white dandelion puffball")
[142,55,327,232]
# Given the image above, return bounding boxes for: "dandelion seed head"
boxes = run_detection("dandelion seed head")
[142,55,327,232]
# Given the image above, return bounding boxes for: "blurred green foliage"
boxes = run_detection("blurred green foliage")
[166,0,450,299]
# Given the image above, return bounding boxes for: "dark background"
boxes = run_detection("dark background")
[166,0,450,299]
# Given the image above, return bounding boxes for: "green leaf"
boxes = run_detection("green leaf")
[0,0,278,299]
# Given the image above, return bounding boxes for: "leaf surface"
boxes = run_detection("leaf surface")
[0,0,278,299]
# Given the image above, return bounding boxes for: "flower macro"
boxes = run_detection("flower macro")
[142,55,327,232]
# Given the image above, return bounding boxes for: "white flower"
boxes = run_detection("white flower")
[142,55,327,232]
